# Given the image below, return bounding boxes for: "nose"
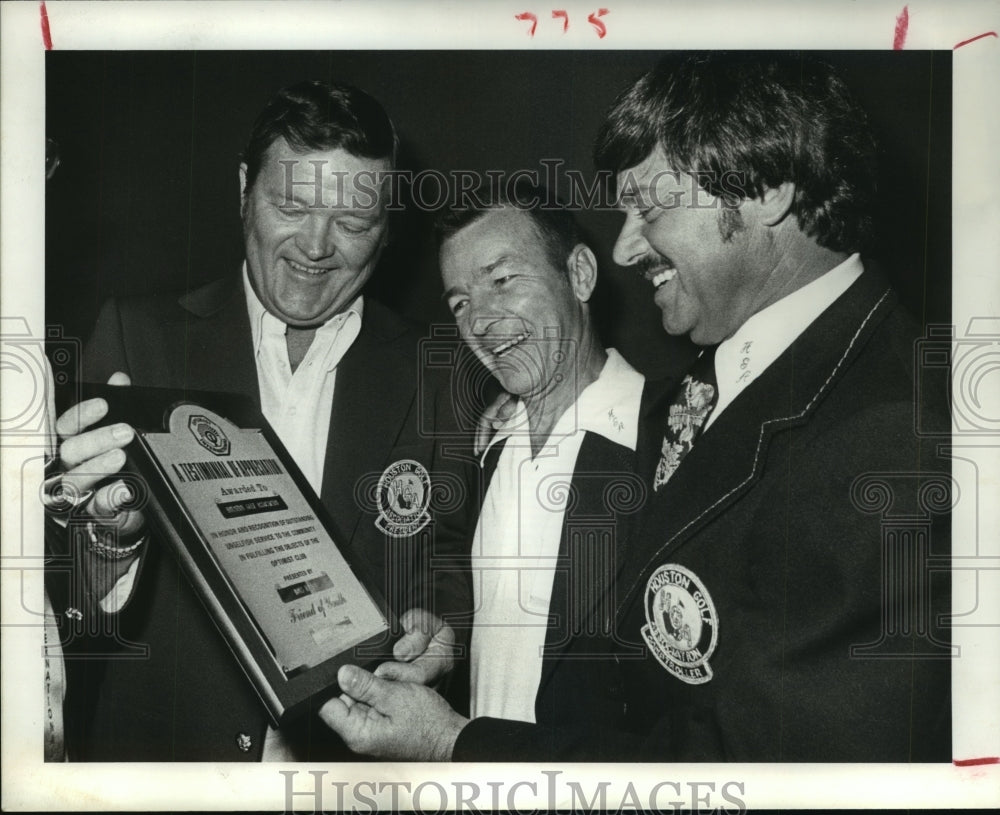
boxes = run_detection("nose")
[465,294,501,339]
[612,216,649,267]
[297,214,337,261]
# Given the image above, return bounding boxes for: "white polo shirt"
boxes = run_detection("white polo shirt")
[470,349,644,723]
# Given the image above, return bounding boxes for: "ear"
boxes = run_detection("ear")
[239,162,249,209]
[758,181,795,227]
[566,244,599,303]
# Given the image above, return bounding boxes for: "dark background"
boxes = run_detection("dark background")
[45,50,952,379]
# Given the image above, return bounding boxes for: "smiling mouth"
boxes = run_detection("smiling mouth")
[647,267,678,289]
[287,259,333,276]
[488,331,531,357]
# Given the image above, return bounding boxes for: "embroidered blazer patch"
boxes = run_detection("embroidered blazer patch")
[641,563,718,684]
[375,459,432,538]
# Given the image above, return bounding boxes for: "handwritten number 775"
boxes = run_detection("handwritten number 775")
[516,9,610,38]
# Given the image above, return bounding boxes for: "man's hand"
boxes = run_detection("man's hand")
[318,665,468,761]
[374,608,456,686]
[54,372,145,539]
[474,390,516,455]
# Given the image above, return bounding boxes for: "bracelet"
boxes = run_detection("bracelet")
[85,521,147,561]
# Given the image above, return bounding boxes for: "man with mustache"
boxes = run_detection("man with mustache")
[320,53,951,762]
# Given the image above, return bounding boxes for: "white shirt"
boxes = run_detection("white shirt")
[469,349,644,723]
[243,268,362,494]
[706,253,864,430]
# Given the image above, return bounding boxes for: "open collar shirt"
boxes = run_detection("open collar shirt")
[243,266,363,494]
[470,348,645,723]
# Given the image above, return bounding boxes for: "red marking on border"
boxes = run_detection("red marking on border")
[40,1,53,50]
[892,6,909,49]
[588,7,609,39]
[953,756,999,766]
[552,9,569,33]
[515,11,538,37]
[954,31,998,49]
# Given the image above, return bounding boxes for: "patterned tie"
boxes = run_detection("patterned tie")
[653,345,719,491]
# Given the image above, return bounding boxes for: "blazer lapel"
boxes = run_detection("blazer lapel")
[536,432,642,689]
[319,301,418,547]
[169,278,259,405]
[618,269,897,610]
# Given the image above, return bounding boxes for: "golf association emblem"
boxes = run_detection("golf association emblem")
[642,563,718,684]
[375,459,432,538]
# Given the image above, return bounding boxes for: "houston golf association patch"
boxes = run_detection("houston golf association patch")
[375,459,431,538]
[641,563,718,684]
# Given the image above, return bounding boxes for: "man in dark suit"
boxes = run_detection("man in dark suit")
[49,80,474,761]
[319,54,951,762]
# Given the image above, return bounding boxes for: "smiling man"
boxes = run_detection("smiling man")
[585,51,951,761]
[48,80,473,761]
[438,189,649,729]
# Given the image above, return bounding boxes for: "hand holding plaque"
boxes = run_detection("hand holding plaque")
[82,383,397,725]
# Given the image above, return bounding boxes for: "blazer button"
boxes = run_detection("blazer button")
[235,732,253,753]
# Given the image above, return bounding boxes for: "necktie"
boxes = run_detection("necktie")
[653,345,719,491]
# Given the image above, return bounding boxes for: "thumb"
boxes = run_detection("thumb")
[337,665,384,706]
[108,371,132,387]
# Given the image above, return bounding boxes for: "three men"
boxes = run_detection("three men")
[50,80,473,761]
[321,53,951,761]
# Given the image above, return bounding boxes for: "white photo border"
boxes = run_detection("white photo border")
[2,0,998,810]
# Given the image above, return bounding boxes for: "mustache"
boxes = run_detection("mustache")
[634,254,672,275]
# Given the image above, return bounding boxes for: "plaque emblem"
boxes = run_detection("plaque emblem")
[641,563,718,685]
[188,414,231,457]
[375,459,431,538]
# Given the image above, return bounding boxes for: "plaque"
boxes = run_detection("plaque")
[83,384,397,725]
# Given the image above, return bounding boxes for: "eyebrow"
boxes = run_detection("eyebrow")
[440,256,513,302]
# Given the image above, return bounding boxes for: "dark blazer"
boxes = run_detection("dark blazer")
[60,277,476,761]
[455,267,952,762]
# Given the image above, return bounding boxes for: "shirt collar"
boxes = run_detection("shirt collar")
[710,253,863,426]
[481,348,645,462]
[242,264,364,357]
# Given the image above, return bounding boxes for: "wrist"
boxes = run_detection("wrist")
[432,712,467,761]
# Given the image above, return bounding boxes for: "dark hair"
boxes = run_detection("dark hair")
[242,80,398,191]
[435,180,584,274]
[593,52,878,252]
